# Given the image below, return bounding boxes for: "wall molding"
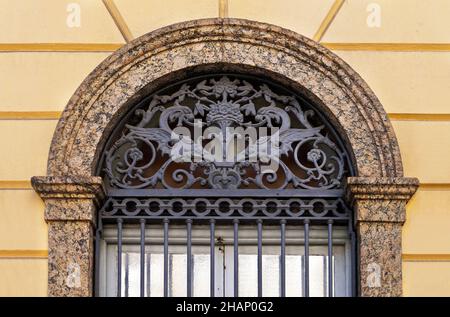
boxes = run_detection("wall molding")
[419,183,450,190]
[403,254,450,262]
[0,250,48,259]
[2,181,450,191]
[3,111,450,122]
[0,111,61,120]
[0,181,32,189]
[2,43,450,53]
[2,250,449,262]
[389,113,450,122]
[313,0,345,42]
[322,43,450,52]
[0,43,123,52]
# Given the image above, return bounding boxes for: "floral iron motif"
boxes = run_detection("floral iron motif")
[103,75,348,190]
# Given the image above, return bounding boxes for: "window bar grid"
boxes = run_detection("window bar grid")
[163,219,169,297]
[210,219,215,297]
[328,219,334,297]
[102,198,351,297]
[186,219,192,297]
[280,220,286,297]
[233,219,239,297]
[257,219,263,297]
[140,218,146,297]
[304,219,310,297]
[116,218,123,297]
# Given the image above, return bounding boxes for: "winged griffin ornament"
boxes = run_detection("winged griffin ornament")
[104,76,347,190]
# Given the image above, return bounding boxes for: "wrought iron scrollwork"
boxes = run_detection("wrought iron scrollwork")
[103,75,348,190]
[100,197,350,221]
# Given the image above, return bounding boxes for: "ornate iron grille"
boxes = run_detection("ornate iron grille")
[96,74,355,297]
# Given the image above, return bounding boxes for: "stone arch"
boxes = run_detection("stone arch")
[47,18,401,178]
[32,19,418,297]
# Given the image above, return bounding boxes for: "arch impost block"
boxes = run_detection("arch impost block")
[345,177,419,224]
[345,177,419,202]
[31,176,105,201]
[31,176,105,223]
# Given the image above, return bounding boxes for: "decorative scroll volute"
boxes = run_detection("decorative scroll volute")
[103,75,348,190]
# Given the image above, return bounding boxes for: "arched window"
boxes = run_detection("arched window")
[96,74,355,297]
[31,19,418,297]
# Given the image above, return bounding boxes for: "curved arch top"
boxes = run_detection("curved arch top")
[47,18,403,178]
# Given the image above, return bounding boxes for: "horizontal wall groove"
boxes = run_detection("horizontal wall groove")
[1,43,450,53]
[0,251,444,261]
[0,181,32,189]
[0,111,61,120]
[0,43,124,52]
[403,254,450,262]
[418,183,450,190]
[1,252,450,262]
[389,113,450,122]
[0,250,48,259]
[0,180,449,190]
[2,112,450,121]
[322,43,450,52]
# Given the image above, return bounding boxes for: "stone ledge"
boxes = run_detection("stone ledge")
[31,176,103,224]
[31,176,105,203]
[346,177,419,202]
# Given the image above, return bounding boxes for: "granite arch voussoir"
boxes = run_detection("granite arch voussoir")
[47,18,403,180]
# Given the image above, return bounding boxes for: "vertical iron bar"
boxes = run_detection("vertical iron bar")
[117,218,123,297]
[146,253,151,297]
[328,220,334,297]
[280,220,286,297]
[163,219,169,297]
[210,219,215,297]
[169,254,173,297]
[257,219,263,297]
[304,219,310,297]
[233,219,239,297]
[125,252,129,297]
[186,219,192,297]
[140,218,146,297]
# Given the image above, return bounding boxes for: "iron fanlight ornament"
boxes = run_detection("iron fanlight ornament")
[103,75,349,191]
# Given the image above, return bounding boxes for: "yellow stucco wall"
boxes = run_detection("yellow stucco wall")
[0,0,449,296]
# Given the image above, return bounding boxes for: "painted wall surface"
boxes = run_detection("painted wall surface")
[0,0,449,296]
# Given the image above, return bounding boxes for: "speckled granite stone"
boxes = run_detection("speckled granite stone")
[45,18,403,179]
[32,176,104,296]
[31,19,418,296]
[347,177,419,296]
[47,217,94,297]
